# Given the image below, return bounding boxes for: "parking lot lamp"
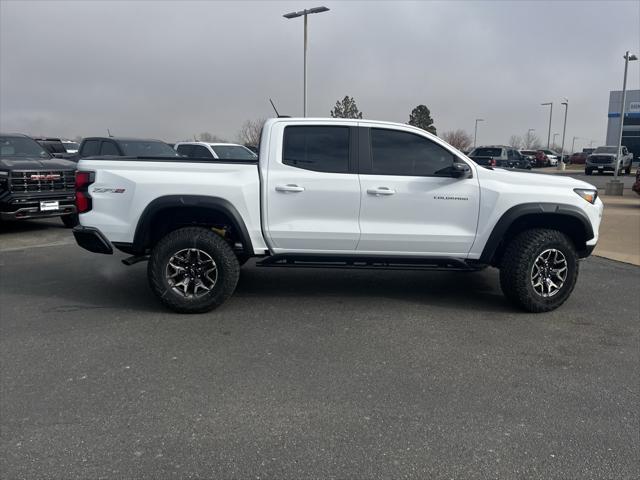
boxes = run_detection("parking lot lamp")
[541,102,553,148]
[474,118,484,148]
[283,6,330,117]
[559,99,568,171]
[614,51,637,179]
[571,136,580,154]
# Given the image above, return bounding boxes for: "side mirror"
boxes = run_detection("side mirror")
[451,162,471,178]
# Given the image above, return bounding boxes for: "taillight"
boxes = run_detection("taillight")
[75,171,95,213]
[490,158,497,166]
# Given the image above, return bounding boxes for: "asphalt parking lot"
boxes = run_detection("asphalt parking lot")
[1,218,639,479]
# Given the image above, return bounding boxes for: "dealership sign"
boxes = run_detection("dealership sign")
[629,102,640,113]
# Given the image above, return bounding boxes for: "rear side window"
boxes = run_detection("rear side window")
[283,126,349,173]
[80,140,100,157]
[176,144,193,157]
[100,141,120,156]
[370,128,456,176]
[190,145,214,158]
[470,147,503,157]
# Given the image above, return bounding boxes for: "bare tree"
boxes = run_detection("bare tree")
[441,129,472,151]
[237,118,266,147]
[508,134,523,149]
[198,132,227,143]
[522,130,541,149]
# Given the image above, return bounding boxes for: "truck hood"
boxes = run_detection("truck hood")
[484,167,596,190]
[0,157,77,171]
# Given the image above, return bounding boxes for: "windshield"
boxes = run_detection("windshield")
[594,146,618,154]
[211,145,257,160]
[0,136,50,158]
[470,148,502,157]
[119,140,179,157]
[541,150,558,155]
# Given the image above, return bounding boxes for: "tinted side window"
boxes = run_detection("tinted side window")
[80,140,100,157]
[370,128,455,176]
[191,145,214,158]
[176,145,193,157]
[283,126,349,173]
[100,141,120,156]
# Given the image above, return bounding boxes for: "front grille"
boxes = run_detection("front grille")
[9,170,75,193]
[589,156,614,164]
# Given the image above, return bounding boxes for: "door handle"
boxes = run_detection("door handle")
[276,184,305,193]
[367,187,396,196]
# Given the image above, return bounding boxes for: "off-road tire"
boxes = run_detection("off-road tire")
[61,214,79,228]
[148,227,240,313]
[585,169,592,176]
[499,229,578,313]
[625,165,631,175]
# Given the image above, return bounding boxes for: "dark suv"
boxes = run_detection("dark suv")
[75,137,180,159]
[0,134,77,227]
[468,146,531,169]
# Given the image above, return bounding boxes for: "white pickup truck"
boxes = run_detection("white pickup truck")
[73,118,603,313]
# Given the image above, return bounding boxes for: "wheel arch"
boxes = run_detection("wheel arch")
[132,195,253,255]
[480,203,594,266]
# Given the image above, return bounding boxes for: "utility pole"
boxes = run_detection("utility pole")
[474,118,484,148]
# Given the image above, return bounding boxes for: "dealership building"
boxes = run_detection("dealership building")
[606,89,640,159]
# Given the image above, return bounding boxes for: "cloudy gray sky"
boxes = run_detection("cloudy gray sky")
[1,0,639,148]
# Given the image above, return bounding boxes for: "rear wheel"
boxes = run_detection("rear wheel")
[626,165,631,175]
[148,227,240,313]
[499,229,578,313]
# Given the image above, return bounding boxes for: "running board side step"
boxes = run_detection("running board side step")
[256,254,483,271]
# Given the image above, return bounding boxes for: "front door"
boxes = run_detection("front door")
[357,126,480,256]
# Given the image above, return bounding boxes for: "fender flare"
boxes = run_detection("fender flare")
[479,202,594,263]
[132,195,253,254]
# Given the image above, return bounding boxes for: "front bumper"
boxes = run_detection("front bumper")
[72,226,113,254]
[0,192,76,220]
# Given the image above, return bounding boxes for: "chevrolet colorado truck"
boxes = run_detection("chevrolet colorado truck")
[1,133,77,227]
[72,118,603,314]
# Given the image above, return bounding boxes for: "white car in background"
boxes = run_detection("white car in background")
[539,149,560,166]
[61,139,80,154]
[174,142,257,160]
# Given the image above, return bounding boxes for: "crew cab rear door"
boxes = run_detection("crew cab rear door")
[264,121,361,252]
[356,124,480,256]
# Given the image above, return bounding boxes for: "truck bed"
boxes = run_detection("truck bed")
[77,157,268,253]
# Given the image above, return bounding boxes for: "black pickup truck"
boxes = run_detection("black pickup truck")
[0,134,78,227]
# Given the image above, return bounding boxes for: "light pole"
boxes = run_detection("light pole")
[283,6,330,117]
[559,99,568,170]
[474,118,484,148]
[613,51,638,180]
[541,102,553,148]
[527,129,535,149]
[571,136,580,154]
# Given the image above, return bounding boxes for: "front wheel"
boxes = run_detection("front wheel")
[585,169,592,176]
[148,227,240,313]
[626,165,631,175]
[499,229,578,313]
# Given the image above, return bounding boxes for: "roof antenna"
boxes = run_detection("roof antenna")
[269,98,280,117]
[107,128,113,138]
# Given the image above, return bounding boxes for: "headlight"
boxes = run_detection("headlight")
[574,188,598,204]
